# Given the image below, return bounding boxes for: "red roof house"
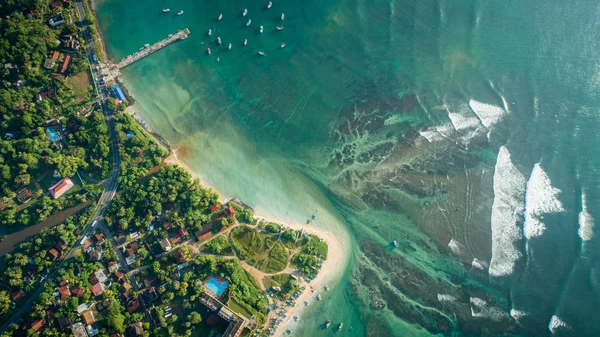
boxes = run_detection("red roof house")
[91,283,104,296]
[60,55,70,73]
[11,290,24,302]
[48,178,74,199]
[31,318,44,332]
[178,228,188,237]
[71,286,85,297]
[127,300,140,313]
[56,240,67,251]
[209,203,221,214]
[48,248,60,261]
[226,205,236,216]
[59,285,70,300]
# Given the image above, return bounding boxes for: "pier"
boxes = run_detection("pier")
[116,28,190,69]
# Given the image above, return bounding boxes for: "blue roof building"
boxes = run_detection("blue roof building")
[46,127,61,142]
[112,85,126,101]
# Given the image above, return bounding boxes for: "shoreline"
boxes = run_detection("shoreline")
[164,151,350,334]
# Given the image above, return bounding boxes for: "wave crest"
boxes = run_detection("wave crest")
[524,163,565,239]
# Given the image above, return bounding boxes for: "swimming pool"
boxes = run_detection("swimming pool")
[205,276,229,297]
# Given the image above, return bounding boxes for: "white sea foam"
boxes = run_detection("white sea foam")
[437,294,457,302]
[548,315,570,333]
[489,147,526,277]
[510,309,527,321]
[448,112,481,131]
[469,297,507,321]
[578,192,594,241]
[448,238,464,255]
[469,99,506,128]
[471,258,488,270]
[419,129,443,143]
[524,164,565,239]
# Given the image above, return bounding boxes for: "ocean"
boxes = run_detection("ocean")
[95,0,600,335]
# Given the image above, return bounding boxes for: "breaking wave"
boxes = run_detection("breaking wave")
[489,146,526,277]
[470,297,508,321]
[578,192,594,241]
[510,309,527,321]
[448,238,464,255]
[471,258,488,270]
[437,294,457,302]
[468,99,506,128]
[448,111,482,131]
[548,315,570,333]
[524,164,565,239]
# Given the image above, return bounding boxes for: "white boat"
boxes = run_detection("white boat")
[243,9,248,16]
[207,48,211,55]
[324,285,330,291]
[280,43,286,48]
[180,35,188,40]
[258,51,266,56]
[218,13,223,20]
[177,10,184,15]
[392,240,398,248]
[228,43,232,50]
[246,19,252,26]
[259,25,263,33]
[216,57,220,62]
[162,8,170,13]
[268,1,272,9]
[217,37,222,45]
[338,323,343,331]
[326,320,331,329]
[316,294,321,300]
[293,316,298,321]
[304,301,309,306]
[208,29,212,36]
[281,13,285,20]
[244,39,247,45]
[276,26,284,31]
[145,43,150,47]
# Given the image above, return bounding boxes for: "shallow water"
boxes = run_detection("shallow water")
[97,0,600,335]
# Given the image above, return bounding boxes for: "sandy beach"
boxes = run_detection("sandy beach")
[164,149,350,335]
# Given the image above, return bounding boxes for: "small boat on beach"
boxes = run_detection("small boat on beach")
[162,8,170,13]
[324,285,330,291]
[259,25,264,33]
[326,320,331,329]
[243,9,248,16]
[208,29,212,36]
[228,43,232,50]
[281,13,285,20]
[293,316,298,321]
[338,323,344,331]
[280,43,286,48]
[177,10,184,16]
[246,19,252,26]
[258,51,266,56]
[316,294,322,300]
[268,1,273,9]
[244,39,248,45]
[276,26,284,31]
[218,13,223,20]
[312,214,316,220]
[207,48,211,55]
[304,301,309,306]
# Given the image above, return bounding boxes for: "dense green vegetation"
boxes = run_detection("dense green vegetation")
[268,274,299,299]
[202,236,232,255]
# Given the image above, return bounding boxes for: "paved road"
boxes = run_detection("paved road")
[0,1,121,333]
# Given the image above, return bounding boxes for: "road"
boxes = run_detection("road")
[0,1,122,333]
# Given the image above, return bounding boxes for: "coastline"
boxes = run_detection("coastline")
[164,150,350,334]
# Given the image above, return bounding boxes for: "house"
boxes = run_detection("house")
[59,285,70,300]
[71,286,85,298]
[16,188,32,203]
[112,85,126,101]
[49,13,65,27]
[31,318,44,332]
[196,231,212,241]
[169,236,182,245]
[60,55,71,73]
[48,177,74,199]
[114,271,125,283]
[119,282,132,294]
[82,310,95,325]
[143,275,157,288]
[129,241,139,250]
[91,283,104,296]
[49,0,61,11]
[127,300,140,314]
[57,316,71,330]
[95,299,110,312]
[210,203,221,214]
[226,205,236,216]
[174,250,186,263]
[44,57,56,69]
[56,240,68,251]
[108,261,119,273]
[163,222,172,230]
[72,322,87,337]
[88,246,103,261]
[94,233,105,245]
[11,290,24,302]
[94,269,108,283]
[59,280,69,287]
[125,254,136,266]
[86,325,100,337]
[126,322,144,337]
[110,333,124,337]
[178,228,188,238]
[82,238,92,251]
[159,237,172,252]
[48,248,60,261]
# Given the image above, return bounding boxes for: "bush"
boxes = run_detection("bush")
[264,222,281,233]
[203,236,232,255]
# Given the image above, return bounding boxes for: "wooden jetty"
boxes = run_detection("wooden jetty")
[116,28,190,69]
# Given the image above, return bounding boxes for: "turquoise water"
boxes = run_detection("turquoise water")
[96,0,600,336]
[206,276,229,297]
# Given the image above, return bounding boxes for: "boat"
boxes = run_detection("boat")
[208,29,212,36]
[177,10,184,15]
[180,35,188,40]
[217,36,222,45]
[316,294,321,300]
[293,316,298,321]
[259,25,263,33]
[286,330,292,335]
[281,13,285,20]
[312,214,316,220]
[258,51,266,56]
[168,34,173,37]
[276,26,284,31]
[207,48,211,55]
[392,240,398,248]
[162,8,170,13]
[246,19,252,26]
[338,323,343,331]
[145,43,150,47]
[268,1,272,9]
[326,320,331,329]
[244,39,247,45]
[218,13,223,20]
[243,9,248,16]
[303,301,309,306]
[280,43,286,48]
[228,43,232,50]
[324,285,330,291]
[216,57,220,62]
